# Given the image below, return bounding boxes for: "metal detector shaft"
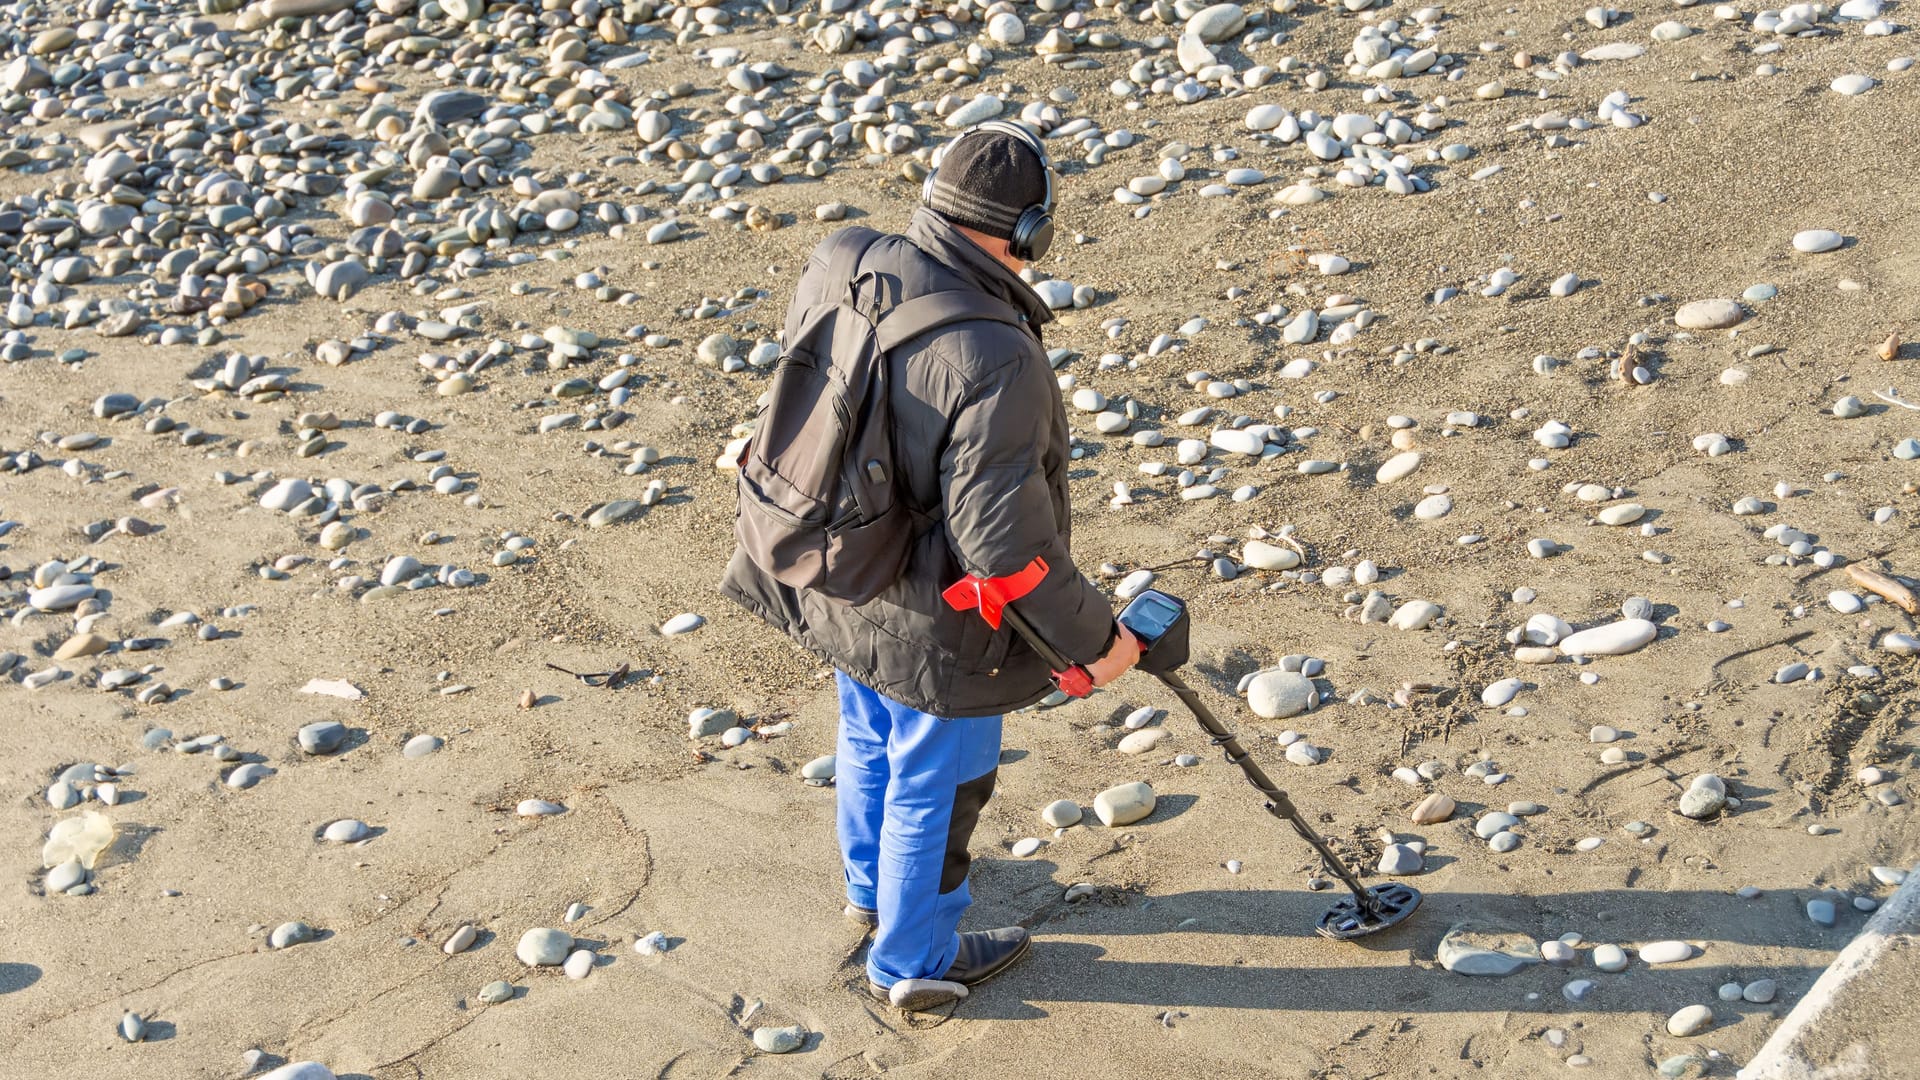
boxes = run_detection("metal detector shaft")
[997,602,1378,914]
[1153,671,1379,911]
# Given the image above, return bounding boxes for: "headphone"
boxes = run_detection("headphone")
[921,120,1055,263]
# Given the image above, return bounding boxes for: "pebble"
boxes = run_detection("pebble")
[660,613,706,636]
[322,820,369,843]
[753,1025,807,1054]
[516,927,572,966]
[563,949,596,980]
[1410,792,1456,825]
[1557,619,1656,657]
[1674,299,1743,330]
[443,925,478,955]
[1792,229,1844,253]
[1041,800,1083,828]
[1667,1005,1715,1037]
[477,981,515,1004]
[1093,781,1156,826]
[1247,670,1316,719]
[1679,774,1728,820]
[1378,843,1424,875]
[297,721,348,755]
[1640,940,1694,965]
[269,921,315,949]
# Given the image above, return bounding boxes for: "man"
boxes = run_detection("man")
[720,122,1141,1011]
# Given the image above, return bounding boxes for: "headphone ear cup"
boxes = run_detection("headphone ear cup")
[1010,206,1053,262]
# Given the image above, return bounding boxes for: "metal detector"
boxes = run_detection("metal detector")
[951,569,1420,941]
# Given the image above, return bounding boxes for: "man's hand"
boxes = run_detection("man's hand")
[1083,622,1142,688]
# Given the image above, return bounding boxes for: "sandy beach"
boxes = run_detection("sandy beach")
[3,0,1918,1075]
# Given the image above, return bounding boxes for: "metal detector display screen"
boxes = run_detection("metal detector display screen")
[1121,592,1183,644]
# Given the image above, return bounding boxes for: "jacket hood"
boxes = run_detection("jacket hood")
[906,206,1055,331]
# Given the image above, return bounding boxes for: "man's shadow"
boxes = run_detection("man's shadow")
[957,861,1845,1022]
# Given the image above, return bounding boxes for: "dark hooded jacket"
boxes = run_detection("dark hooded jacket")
[719,207,1116,717]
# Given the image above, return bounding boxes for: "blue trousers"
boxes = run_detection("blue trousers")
[835,672,1003,988]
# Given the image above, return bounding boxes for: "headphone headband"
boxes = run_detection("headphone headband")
[922,120,1056,262]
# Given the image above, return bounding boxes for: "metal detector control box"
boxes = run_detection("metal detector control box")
[1117,589,1190,676]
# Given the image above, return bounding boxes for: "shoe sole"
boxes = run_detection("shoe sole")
[843,905,878,928]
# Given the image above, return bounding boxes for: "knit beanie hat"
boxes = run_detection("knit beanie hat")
[925,128,1049,241]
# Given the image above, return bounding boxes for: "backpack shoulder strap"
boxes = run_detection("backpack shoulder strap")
[873,289,1029,354]
[819,226,885,303]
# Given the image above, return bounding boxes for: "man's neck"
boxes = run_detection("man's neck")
[953,223,1027,276]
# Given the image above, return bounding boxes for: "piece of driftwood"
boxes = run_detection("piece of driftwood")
[1846,564,1918,615]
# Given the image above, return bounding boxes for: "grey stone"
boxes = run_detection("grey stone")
[1436,921,1541,976]
[1377,843,1423,875]
[270,921,315,949]
[516,927,572,966]
[752,1025,806,1053]
[298,721,347,754]
[1247,670,1315,719]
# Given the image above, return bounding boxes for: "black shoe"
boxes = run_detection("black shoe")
[844,903,879,928]
[942,926,1030,987]
[865,927,1031,1010]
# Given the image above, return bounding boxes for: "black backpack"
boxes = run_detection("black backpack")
[734,227,1027,604]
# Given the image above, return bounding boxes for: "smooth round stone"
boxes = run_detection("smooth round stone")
[1118,727,1168,755]
[660,613,705,636]
[1242,540,1300,570]
[1667,1004,1715,1037]
[1743,283,1778,303]
[1718,981,1745,1002]
[516,799,565,816]
[1743,978,1777,1003]
[226,763,275,789]
[1807,899,1837,926]
[1831,73,1876,95]
[1378,843,1423,875]
[1093,781,1155,826]
[1792,229,1844,253]
[1680,774,1727,819]
[516,927,572,966]
[1557,619,1656,657]
[1011,836,1043,857]
[1410,792,1456,824]
[270,921,314,949]
[322,819,369,843]
[477,980,515,1004]
[403,734,444,758]
[1488,831,1521,853]
[1040,799,1083,827]
[444,924,478,954]
[47,858,87,893]
[1597,503,1645,526]
[563,949,596,980]
[1481,678,1524,707]
[1593,944,1629,972]
[297,721,347,755]
[1640,940,1693,965]
[1413,494,1453,520]
[801,755,836,781]
[752,1025,806,1054]
[1247,670,1315,719]
[1541,940,1576,966]
[1563,979,1596,1003]
[1475,812,1519,839]
[1674,298,1743,330]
